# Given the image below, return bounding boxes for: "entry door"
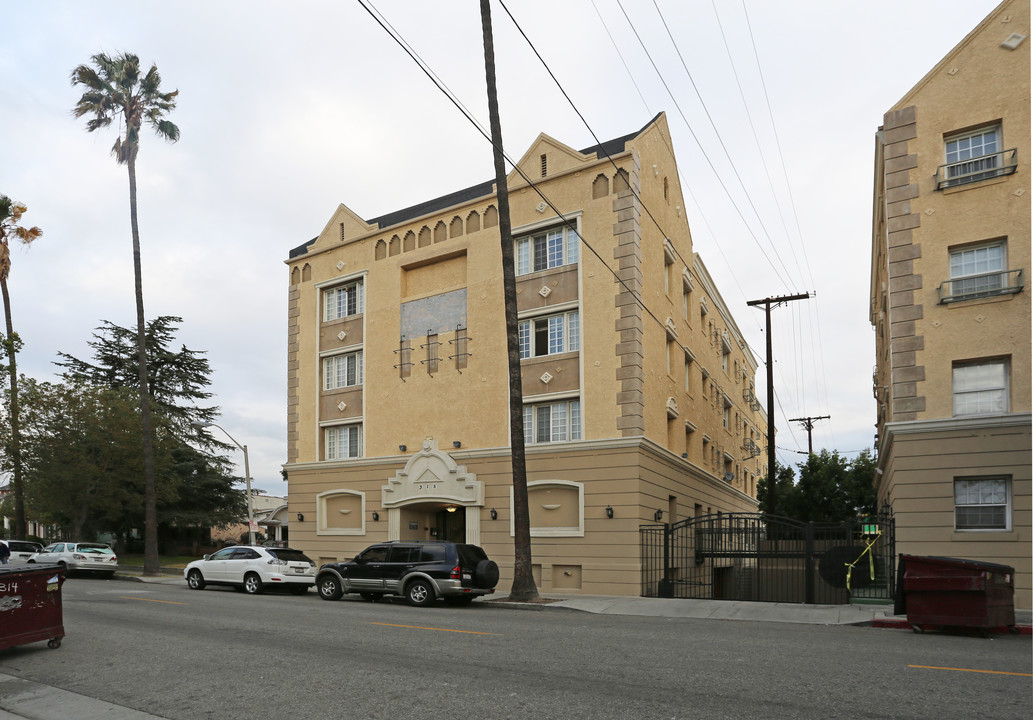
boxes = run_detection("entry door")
[435,509,465,544]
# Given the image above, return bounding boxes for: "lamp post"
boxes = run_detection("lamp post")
[192,421,256,545]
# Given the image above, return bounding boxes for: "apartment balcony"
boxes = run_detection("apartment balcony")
[937,268,1024,304]
[935,148,1017,190]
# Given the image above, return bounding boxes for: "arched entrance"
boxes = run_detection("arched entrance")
[382,438,484,545]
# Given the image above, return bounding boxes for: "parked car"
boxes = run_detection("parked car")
[27,542,118,577]
[316,541,499,607]
[1,540,44,563]
[184,545,316,595]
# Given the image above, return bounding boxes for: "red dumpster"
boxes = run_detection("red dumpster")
[0,564,66,650]
[896,554,1015,633]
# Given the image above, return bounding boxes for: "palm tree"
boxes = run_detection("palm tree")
[0,195,42,540]
[71,52,179,575]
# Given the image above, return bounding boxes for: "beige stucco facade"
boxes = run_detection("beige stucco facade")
[870,0,1031,607]
[284,113,767,596]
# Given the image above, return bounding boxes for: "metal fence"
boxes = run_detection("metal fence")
[640,512,895,605]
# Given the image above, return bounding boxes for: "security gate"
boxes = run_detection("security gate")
[640,513,895,604]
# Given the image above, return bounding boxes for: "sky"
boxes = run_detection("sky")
[1,0,1004,497]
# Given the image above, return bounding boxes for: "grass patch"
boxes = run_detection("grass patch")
[118,554,197,569]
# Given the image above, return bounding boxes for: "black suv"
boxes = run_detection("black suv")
[316,542,499,607]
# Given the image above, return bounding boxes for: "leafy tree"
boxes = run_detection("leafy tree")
[15,379,152,539]
[757,462,796,516]
[54,317,245,538]
[0,195,42,540]
[71,52,180,574]
[758,450,878,522]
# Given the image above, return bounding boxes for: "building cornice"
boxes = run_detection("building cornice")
[878,413,1033,467]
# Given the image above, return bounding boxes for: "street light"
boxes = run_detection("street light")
[192,421,256,545]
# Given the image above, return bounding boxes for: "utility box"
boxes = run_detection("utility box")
[0,564,66,650]
[895,555,1015,633]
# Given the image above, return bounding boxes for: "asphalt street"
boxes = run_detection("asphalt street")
[1,577,1030,719]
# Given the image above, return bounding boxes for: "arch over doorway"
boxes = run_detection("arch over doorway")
[381,438,484,544]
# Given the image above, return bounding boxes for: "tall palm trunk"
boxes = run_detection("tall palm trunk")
[1,276,26,540]
[128,155,160,575]
[480,0,538,602]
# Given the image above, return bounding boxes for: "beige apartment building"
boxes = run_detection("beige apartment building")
[284,112,767,596]
[870,0,1031,607]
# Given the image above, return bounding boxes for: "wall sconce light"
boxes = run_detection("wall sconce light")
[605,505,614,519]
[372,510,380,522]
[296,512,304,522]
[681,452,688,458]
[654,509,664,522]
[490,508,498,520]
[399,444,407,452]
[446,505,458,513]
[452,440,462,448]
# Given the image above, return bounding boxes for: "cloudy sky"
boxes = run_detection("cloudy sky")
[2,0,1002,496]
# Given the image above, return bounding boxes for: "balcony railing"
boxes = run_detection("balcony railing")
[936,148,1017,189]
[938,268,1024,303]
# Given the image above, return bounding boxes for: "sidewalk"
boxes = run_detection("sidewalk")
[117,570,1032,629]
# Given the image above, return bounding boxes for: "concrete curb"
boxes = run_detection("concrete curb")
[871,618,1032,635]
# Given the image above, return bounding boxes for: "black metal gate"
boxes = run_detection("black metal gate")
[640,512,895,604]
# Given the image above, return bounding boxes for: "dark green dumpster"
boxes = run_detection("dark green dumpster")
[0,563,66,650]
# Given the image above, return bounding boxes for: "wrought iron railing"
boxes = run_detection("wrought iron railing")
[935,148,1017,189]
[938,268,1023,303]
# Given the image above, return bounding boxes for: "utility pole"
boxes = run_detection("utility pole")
[747,293,810,513]
[479,0,538,601]
[788,415,830,455]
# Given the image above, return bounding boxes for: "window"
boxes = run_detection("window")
[953,360,1008,416]
[948,242,1005,298]
[519,311,579,358]
[323,352,363,390]
[324,280,364,321]
[325,424,361,460]
[938,125,1017,189]
[523,399,581,444]
[515,224,578,275]
[946,126,998,168]
[955,477,1010,530]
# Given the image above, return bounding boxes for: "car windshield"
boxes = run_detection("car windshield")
[268,549,313,564]
[76,544,114,554]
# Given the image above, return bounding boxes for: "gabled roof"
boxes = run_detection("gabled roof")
[288,113,662,260]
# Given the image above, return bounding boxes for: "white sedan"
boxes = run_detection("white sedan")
[28,542,119,577]
[184,545,316,595]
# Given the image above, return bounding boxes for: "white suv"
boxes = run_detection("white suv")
[184,545,316,595]
[28,542,118,577]
[1,540,44,563]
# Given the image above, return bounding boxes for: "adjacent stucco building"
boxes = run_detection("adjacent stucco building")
[870,0,1031,607]
[284,112,768,596]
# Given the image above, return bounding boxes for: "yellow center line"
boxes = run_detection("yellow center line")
[119,596,187,606]
[371,622,501,636]
[908,664,1032,677]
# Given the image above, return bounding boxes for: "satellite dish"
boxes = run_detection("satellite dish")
[723,472,735,483]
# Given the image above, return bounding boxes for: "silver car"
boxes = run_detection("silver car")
[28,542,119,577]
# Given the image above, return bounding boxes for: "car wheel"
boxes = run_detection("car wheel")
[289,586,309,595]
[318,575,343,601]
[187,570,206,590]
[474,560,500,588]
[444,595,474,607]
[242,573,263,595]
[405,579,435,607]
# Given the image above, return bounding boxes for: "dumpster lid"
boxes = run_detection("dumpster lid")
[899,554,1015,573]
[0,563,65,578]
